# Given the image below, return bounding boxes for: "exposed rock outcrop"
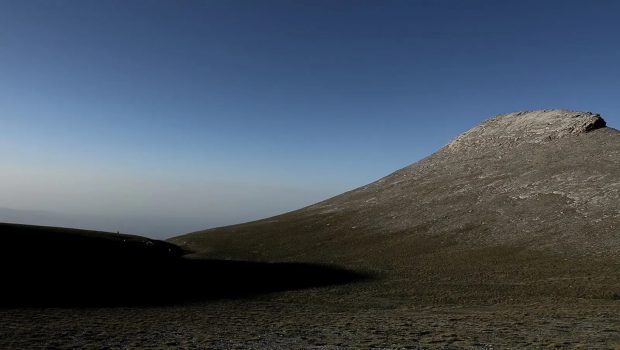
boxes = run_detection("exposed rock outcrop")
[446,110,606,152]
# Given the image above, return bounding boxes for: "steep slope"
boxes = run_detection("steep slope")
[171,110,620,302]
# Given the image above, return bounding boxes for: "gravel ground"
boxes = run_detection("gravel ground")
[2,289,618,349]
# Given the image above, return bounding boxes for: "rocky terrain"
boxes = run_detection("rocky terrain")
[2,109,618,349]
[174,110,620,303]
[2,296,618,349]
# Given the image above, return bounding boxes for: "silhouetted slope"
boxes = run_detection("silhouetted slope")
[0,223,365,306]
[172,110,620,302]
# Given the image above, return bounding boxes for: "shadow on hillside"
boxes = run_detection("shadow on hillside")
[1,223,369,307]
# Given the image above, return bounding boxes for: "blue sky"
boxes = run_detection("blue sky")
[1,0,619,237]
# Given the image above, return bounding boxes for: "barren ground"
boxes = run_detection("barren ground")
[2,288,618,349]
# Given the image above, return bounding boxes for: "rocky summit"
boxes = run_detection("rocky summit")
[172,109,619,302]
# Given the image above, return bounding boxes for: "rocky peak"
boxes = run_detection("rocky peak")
[445,109,606,153]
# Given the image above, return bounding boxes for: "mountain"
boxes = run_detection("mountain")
[171,109,620,302]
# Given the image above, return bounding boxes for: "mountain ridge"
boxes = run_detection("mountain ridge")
[171,109,619,302]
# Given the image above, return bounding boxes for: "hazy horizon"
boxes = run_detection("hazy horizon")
[2,0,620,238]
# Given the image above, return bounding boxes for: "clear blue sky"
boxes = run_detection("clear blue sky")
[1,0,619,237]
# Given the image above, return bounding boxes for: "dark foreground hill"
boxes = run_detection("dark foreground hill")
[0,222,363,306]
[172,109,620,303]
